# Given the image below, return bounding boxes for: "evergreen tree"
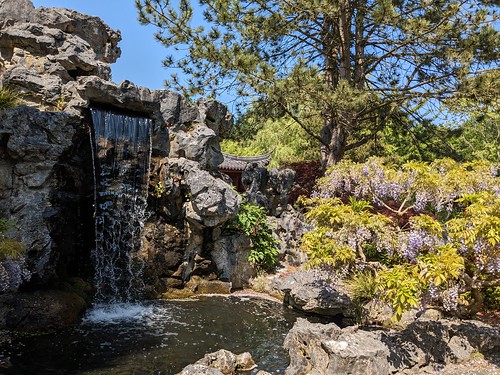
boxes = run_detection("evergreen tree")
[136,0,499,167]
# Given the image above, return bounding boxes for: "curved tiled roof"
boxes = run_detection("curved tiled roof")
[219,150,272,171]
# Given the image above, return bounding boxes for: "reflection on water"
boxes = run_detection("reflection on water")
[0,296,307,374]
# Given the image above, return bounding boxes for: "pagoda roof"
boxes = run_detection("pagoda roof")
[219,150,272,171]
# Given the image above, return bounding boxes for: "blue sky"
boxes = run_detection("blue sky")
[32,0,168,90]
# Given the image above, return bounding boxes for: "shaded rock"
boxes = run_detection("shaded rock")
[197,99,233,137]
[141,221,188,296]
[279,270,357,320]
[212,234,255,289]
[269,210,310,265]
[0,106,79,282]
[0,290,87,333]
[185,275,232,295]
[242,166,295,217]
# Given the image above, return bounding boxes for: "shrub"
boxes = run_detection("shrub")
[301,158,499,320]
[226,202,279,271]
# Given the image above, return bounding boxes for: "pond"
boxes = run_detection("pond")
[0,295,308,374]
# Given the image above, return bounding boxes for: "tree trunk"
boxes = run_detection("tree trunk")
[320,117,347,169]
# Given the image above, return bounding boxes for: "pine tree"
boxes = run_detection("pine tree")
[136,0,499,167]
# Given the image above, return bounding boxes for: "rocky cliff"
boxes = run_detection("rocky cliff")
[0,0,252,304]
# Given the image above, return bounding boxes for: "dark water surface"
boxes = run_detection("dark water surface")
[0,295,306,374]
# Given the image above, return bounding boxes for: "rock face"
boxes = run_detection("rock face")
[0,0,258,305]
[284,317,500,375]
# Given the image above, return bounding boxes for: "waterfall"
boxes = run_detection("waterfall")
[90,108,152,303]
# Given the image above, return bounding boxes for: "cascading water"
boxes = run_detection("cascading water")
[90,108,152,303]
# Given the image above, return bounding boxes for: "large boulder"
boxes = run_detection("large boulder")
[174,158,241,228]
[284,317,500,375]
[0,289,87,333]
[0,6,120,105]
[0,0,34,22]
[177,349,256,375]
[279,270,357,321]
[242,166,296,217]
[269,210,310,265]
[211,233,255,289]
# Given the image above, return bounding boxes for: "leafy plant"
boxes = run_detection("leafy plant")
[301,227,356,270]
[298,196,397,262]
[376,265,421,322]
[227,202,279,271]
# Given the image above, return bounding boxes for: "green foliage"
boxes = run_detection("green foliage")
[227,202,279,271]
[0,219,14,234]
[417,244,464,287]
[152,181,165,198]
[483,287,500,311]
[299,195,396,263]
[447,192,500,274]
[0,239,25,260]
[376,265,421,322]
[318,157,499,218]
[301,227,356,270]
[0,87,21,110]
[137,0,499,166]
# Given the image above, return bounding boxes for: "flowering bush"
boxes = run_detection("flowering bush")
[0,218,30,293]
[301,158,499,320]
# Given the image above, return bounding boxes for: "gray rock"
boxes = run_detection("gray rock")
[212,234,255,288]
[0,0,34,22]
[279,270,357,319]
[242,166,295,216]
[31,6,121,63]
[0,106,78,281]
[284,318,500,375]
[175,158,241,227]
[178,349,256,375]
[0,290,87,333]
[284,318,343,375]
[177,364,224,375]
[322,330,391,374]
[171,125,223,169]
[197,99,233,136]
[269,210,311,265]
